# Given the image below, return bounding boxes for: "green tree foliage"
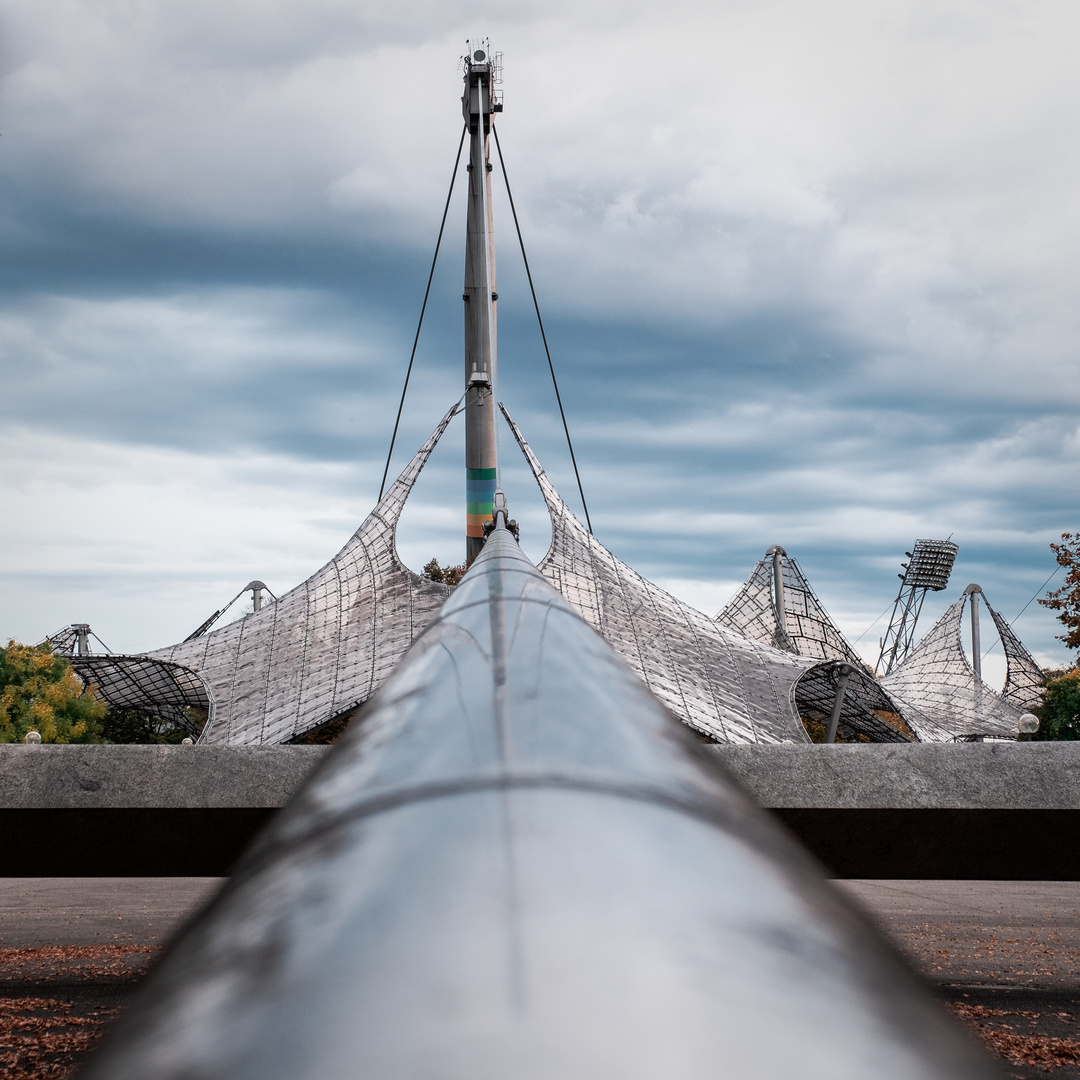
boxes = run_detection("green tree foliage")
[1038,533,1080,652]
[99,705,206,744]
[1033,669,1080,741]
[422,558,467,586]
[0,640,106,743]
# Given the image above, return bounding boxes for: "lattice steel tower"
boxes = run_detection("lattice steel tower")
[462,41,502,564]
[874,539,959,676]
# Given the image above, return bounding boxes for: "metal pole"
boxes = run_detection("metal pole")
[966,584,982,680]
[244,581,267,613]
[825,663,854,744]
[462,44,499,566]
[767,545,787,648]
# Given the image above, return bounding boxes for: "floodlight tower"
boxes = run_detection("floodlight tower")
[462,40,503,565]
[874,538,959,676]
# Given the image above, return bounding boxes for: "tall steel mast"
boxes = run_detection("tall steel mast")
[462,41,501,565]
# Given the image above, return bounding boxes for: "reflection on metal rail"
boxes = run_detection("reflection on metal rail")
[83,515,993,1080]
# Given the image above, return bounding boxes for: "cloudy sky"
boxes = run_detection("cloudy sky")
[1,0,1077,679]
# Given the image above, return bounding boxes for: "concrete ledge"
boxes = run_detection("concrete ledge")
[707,742,1080,809]
[4,743,1076,810]
[0,745,326,808]
[0,746,324,877]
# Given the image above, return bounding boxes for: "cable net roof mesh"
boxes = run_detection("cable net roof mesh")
[713,552,916,740]
[45,626,212,736]
[716,554,863,664]
[101,398,1034,747]
[881,591,1040,740]
[71,655,210,736]
[44,625,87,655]
[144,404,461,744]
[502,406,913,744]
[988,605,1044,711]
[791,664,913,743]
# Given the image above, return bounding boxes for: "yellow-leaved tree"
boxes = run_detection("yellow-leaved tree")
[0,640,106,743]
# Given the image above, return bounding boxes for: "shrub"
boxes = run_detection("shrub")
[0,640,106,743]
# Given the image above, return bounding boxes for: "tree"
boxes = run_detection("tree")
[1033,669,1080,741]
[99,705,206,744]
[422,558,467,586]
[0,640,106,743]
[1038,533,1080,652]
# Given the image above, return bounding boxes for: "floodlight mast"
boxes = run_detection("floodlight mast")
[462,41,502,565]
[875,538,959,676]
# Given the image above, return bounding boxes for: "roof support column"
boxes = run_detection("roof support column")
[965,584,983,681]
[825,663,854,744]
[766,545,789,650]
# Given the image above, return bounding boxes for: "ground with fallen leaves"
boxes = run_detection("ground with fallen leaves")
[0,946,159,1079]
[949,1000,1080,1075]
[841,882,1080,1080]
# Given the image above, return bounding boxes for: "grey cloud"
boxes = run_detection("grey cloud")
[0,0,1076,670]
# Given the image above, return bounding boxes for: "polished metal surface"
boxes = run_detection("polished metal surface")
[82,525,994,1080]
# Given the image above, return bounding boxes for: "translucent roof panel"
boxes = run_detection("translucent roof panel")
[988,604,1044,712]
[881,591,1036,740]
[91,395,985,747]
[68,654,211,736]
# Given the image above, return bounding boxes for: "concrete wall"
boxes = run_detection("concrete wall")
[2,743,1077,878]
[0,746,324,876]
[709,743,1080,879]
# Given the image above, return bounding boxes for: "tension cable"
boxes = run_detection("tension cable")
[379,125,468,501]
[979,562,1062,659]
[491,124,593,535]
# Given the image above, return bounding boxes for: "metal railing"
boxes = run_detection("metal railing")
[83,517,994,1079]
